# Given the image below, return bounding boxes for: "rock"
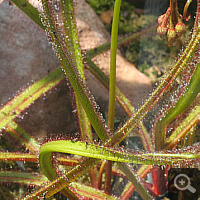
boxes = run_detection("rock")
[100,10,114,24]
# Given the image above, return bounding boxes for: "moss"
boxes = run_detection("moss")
[86,0,115,15]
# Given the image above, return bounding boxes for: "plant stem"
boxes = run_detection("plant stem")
[108,0,122,131]
[106,0,122,194]
[170,0,175,27]
[97,160,106,190]
[104,160,112,194]
[89,168,97,188]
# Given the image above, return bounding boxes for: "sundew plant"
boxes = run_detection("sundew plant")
[0,0,200,199]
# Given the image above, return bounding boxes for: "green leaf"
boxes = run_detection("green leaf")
[165,104,200,149]
[10,0,44,30]
[120,165,153,199]
[155,63,200,150]
[41,0,109,142]
[118,163,152,200]
[5,121,40,153]
[0,152,37,162]
[59,0,93,142]
[0,67,64,131]
[70,182,118,200]
[0,171,48,186]
[39,140,200,174]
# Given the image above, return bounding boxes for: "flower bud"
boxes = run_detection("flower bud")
[167,28,176,46]
[158,14,165,24]
[157,25,167,39]
[175,22,186,37]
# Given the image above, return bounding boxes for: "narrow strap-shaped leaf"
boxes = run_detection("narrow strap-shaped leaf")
[0,171,116,199]
[183,124,196,147]
[0,152,38,162]
[35,140,199,199]
[24,157,100,199]
[0,152,80,198]
[70,182,118,200]
[165,104,200,149]
[33,141,199,199]
[155,63,200,150]
[75,98,93,142]
[120,165,153,200]
[10,0,44,30]
[0,67,64,131]
[0,152,79,166]
[41,0,109,141]
[40,140,200,171]
[58,0,93,141]
[118,162,153,200]
[5,121,40,153]
[36,139,200,199]
[59,0,84,77]
[0,171,48,186]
